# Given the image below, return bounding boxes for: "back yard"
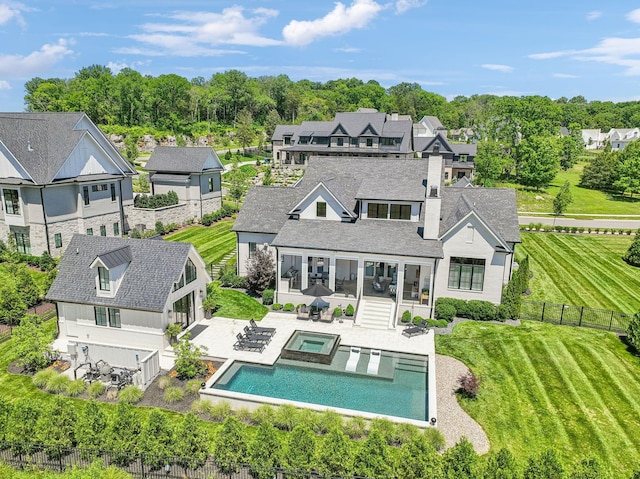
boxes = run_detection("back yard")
[164,220,236,266]
[516,232,640,313]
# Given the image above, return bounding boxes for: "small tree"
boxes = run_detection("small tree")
[442,437,478,479]
[353,429,394,479]
[214,416,248,477]
[523,450,564,479]
[174,412,210,470]
[75,400,108,459]
[124,136,139,164]
[13,315,53,372]
[483,448,520,479]
[0,286,27,326]
[6,398,41,455]
[553,180,573,216]
[316,427,353,477]
[36,395,77,459]
[626,311,640,352]
[245,245,275,293]
[138,410,175,471]
[397,434,442,479]
[236,108,256,154]
[569,457,610,479]
[249,422,282,479]
[226,160,248,210]
[106,403,142,466]
[283,425,316,473]
[623,235,640,267]
[173,333,208,379]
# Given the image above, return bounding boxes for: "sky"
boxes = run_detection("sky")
[1,0,640,111]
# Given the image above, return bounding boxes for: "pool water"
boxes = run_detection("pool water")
[299,340,324,353]
[212,348,428,421]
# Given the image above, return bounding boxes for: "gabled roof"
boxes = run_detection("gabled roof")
[287,182,356,219]
[47,235,195,312]
[451,176,473,188]
[419,116,444,131]
[92,245,132,269]
[413,133,454,153]
[450,143,477,156]
[0,112,135,185]
[146,146,223,174]
[232,186,305,234]
[272,124,301,141]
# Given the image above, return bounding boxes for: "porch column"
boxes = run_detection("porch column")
[301,256,309,290]
[356,258,364,298]
[396,264,405,302]
[275,249,282,303]
[428,262,435,306]
[328,256,336,291]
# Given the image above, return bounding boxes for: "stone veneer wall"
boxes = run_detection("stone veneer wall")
[190,195,223,219]
[128,203,191,232]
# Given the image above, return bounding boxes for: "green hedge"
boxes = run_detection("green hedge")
[434,297,501,322]
[134,190,179,209]
[201,204,237,226]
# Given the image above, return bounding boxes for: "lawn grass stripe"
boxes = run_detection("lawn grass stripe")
[165,221,236,265]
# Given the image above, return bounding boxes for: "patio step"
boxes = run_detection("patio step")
[359,300,394,330]
[209,251,235,279]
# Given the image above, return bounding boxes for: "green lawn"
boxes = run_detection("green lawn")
[214,288,268,320]
[499,161,640,217]
[436,321,640,477]
[516,232,640,312]
[164,221,236,265]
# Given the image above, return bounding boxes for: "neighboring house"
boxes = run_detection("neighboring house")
[414,133,477,181]
[0,112,136,257]
[413,116,447,138]
[449,128,475,143]
[47,234,211,356]
[271,108,414,166]
[233,156,519,328]
[451,176,474,188]
[581,129,606,150]
[607,128,640,150]
[143,146,224,221]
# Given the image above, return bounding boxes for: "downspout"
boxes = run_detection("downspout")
[199,174,203,219]
[39,187,51,253]
[118,179,126,234]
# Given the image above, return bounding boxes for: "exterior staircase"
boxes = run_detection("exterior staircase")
[209,251,236,279]
[357,299,395,330]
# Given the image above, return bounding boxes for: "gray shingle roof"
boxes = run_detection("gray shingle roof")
[0,112,134,185]
[96,245,132,269]
[47,235,193,312]
[451,176,473,188]
[149,173,190,183]
[145,146,223,173]
[450,143,477,155]
[232,187,304,234]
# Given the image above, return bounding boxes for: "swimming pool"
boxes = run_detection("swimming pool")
[211,346,428,421]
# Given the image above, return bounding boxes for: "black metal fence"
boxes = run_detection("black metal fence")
[520,300,632,333]
[0,442,370,479]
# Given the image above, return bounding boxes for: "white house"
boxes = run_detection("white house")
[0,112,136,257]
[233,156,520,329]
[607,128,640,150]
[47,234,211,355]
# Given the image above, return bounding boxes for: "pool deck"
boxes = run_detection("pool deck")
[173,312,434,368]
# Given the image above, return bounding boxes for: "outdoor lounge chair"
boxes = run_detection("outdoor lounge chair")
[367,349,381,375]
[249,318,276,336]
[243,326,272,344]
[234,333,266,352]
[345,346,361,372]
[402,320,429,337]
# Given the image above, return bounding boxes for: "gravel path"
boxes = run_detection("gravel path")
[435,354,490,454]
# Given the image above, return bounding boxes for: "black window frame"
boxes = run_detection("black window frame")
[98,266,110,291]
[390,204,411,220]
[367,202,388,219]
[110,183,116,201]
[185,258,197,284]
[95,306,108,326]
[448,257,485,291]
[366,138,373,147]
[3,189,20,215]
[54,233,62,249]
[316,202,327,218]
[108,308,121,328]
[83,186,90,206]
[86,228,93,236]
[100,225,106,236]
[248,242,257,259]
[113,222,120,236]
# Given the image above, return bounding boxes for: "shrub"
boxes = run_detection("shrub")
[283,303,295,312]
[343,416,367,439]
[370,417,397,445]
[427,319,449,328]
[209,401,233,421]
[118,385,144,404]
[623,235,640,267]
[262,289,274,305]
[164,386,185,403]
[296,409,319,430]
[333,307,343,317]
[315,410,343,435]
[186,379,203,395]
[190,399,212,416]
[423,428,446,452]
[457,371,481,399]
[296,303,306,312]
[33,369,57,389]
[395,423,419,445]
[251,404,276,425]
[65,379,86,397]
[627,311,640,352]
[134,190,179,209]
[236,407,253,424]
[87,381,105,398]
[345,304,355,316]
[157,375,172,390]
[46,373,71,394]
[154,221,165,235]
[412,315,424,325]
[401,310,412,323]
[466,300,498,321]
[434,300,456,322]
[173,334,208,379]
[245,246,276,293]
[274,404,299,431]
[271,303,283,311]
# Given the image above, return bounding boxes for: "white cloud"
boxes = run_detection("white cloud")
[395,0,427,14]
[126,6,281,56]
[627,9,640,23]
[586,10,602,21]
[481,63,514,73]
[282,0,383,47]
[334,46,361,53]
[0,80,10,90]
[0,3,28,27]
[529,50,576,60]
[0,39,73,77]
[553,73,579,78]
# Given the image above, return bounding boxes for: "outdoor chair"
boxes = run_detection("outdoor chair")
[335,277,345,292]
[249,318,276,336]
[243,325,272,344]
[402,320,429,337]
[234,333,266,352]
[372,275,386,293]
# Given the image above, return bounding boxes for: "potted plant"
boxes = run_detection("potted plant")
[165,323,183,345]
[202,296,218,319]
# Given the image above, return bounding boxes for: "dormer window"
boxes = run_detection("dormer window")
[98,267,110,291]
[316,202,327,218]
[337,138,344,146]
[284,136,292,145]
[366,138,373,147]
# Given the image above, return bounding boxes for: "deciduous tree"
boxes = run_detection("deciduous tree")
[516,136,560,189]
[214,416,248,476]
[614,140,640,197]
[553,180,573,215]
[245,245,275,293]
[249,422,282,479]
[13,315,53,372]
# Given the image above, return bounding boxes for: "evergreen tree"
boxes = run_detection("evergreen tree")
[236,108,256,154]
[579,148,619,191]
[75,400,108,459]
[353,429,395,479]
[36,395,77,459]
[283,425,316,475]
[316,427,353,477]
[397,433,442,479]
[569,458,610,479]
[6,398,41,455]
[442,437,478,479]
[214,416,248,477]
[623,234,640,267]
[106,403,142,466]
[138,410,175,471]
[174,412,211,470]
[553,181,573,215]
[249,422,282,479]
[523,450,564,479]
[626,311,640,352]
[0,399,12,442]
[483,448,521,479]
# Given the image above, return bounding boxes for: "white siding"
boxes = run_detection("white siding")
[297,187,344,221]
[54,135,122,180]
[237,232,277,276]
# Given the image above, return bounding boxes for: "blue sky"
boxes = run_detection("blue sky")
[1,0,640,111]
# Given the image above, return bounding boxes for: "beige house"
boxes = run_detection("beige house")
[0,112,136,257]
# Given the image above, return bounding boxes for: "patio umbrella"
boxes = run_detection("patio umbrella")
[302,283,334,311]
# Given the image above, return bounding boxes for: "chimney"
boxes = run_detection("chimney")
[391,111,398,121]
[423,154,443,240]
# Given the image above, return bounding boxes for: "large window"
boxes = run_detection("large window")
[185,258,197,284]
[448,257,485,291]
[390,204,411,220]
[3,189,20,215]
[95,307,121,328]
[173,292,195,326]
[83,186,90,206]
[14,231,30,254]
[381,138,397,146]
[316,202,327,218]
[95,307,107,326]
[366,138,373,147]
[98,266,110,291]
[92,184,108,192]
[110,183,116,201]
[367,203,388,219]
[248,242,257,259]
[108,308,121,328]
[337,138,344,146]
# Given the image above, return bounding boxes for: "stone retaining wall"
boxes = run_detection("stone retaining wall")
[128,203,192,232]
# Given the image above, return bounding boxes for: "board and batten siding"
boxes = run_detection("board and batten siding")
[236,232,277,276]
